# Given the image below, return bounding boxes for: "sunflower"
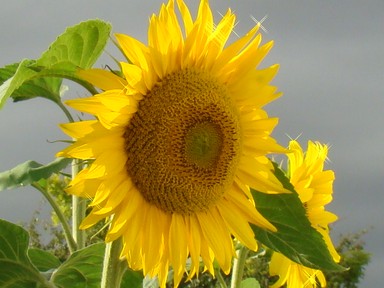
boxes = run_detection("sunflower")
[269,140,340,288]
[58,0,288,286]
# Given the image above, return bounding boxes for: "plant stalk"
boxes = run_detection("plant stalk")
[57,101,87,249]
[230,245,249,288]
[71,159,86,250]
[101,237,126,288]
[31,182,77,253]
[215,266,228,288]
[57,101,75,123]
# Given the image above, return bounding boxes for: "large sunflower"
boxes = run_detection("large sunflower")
[58,0,287,286]
[269,140,340,288]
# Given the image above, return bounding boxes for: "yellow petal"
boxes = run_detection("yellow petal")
[237,156,289,194]
[169,214,188,286]
[176,0,193,35]
[217,198,257,250]
[142,206,164,275]
[77,68,127,90]
[197,209,233,273]
[59,120,99,139]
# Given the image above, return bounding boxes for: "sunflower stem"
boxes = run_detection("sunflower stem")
[101,237,126,288]
[71,159,86,250]
[57,100,75,123]
[58,97,87,250]
[230,245,249,288]
[31,182,77,253]
[59,98,87,249]
[215,266,228,288]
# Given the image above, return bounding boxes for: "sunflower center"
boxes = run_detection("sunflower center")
[184,122,223,169]
[124,68,242,214]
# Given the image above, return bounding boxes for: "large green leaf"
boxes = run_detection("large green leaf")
[0,260,47,288]
[28,248,61,272]
[0,62,62,104]
[51,243,105,288]
[241,278,261,288]
[31,19,112,94]
[0,59,38,108]
[0,219,30,263]
[0,220,52,287]
[251,165,344,272]
[0,157,71,191]
[121,269,144,288]
[0,19,111,108]
[36,19,111,69]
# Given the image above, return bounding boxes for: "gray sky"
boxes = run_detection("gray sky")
[1,1,383,286]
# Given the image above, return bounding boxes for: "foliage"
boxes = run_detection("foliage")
[26,210,70,262]
[243,249,276,287]
[0,19,111,109]
[26,174,109,261]
[325,231,371,288]
[0,158,71,191]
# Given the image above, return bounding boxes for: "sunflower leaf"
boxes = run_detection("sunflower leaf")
[0,219,52,287]
[0,20,111,109]
[28,248,61,272]
[121,269,144,288]
[51,243,105,288]
[241,278,261,288]
[0,157,71,191]
[251,164,344,272]
[31,19,112,93]
[0,59,40,109]
[36,19,111,69]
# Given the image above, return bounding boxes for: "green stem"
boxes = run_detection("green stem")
[71,159,86,250]
[57,99,87,249]
[101,238,126,288]
[28,263,57,288]
[31,182,77,253]
[215,266,228,288]
[230,245,249,288]
[56,100,75,123]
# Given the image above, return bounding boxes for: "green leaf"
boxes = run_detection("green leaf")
[121,269,144,288]
[0,260,47,288]
[36,19,111,69]
[0,59,39,108]
[28,248,61,272]
[0,220,51,287]
[29,61,97,96]
[0,219,30,263]
[0,157,71,191]
[251,164,344,272]
[0,62,62,104]
[241,278,261,288]
[0,19,111,108]
[32,19,112,94]
[51,243,105,288]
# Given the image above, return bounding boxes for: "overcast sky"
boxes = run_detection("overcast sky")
[1,1,383,286]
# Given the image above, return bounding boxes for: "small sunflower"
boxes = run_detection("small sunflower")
[269,140,340,288]
[58,0,287,286]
